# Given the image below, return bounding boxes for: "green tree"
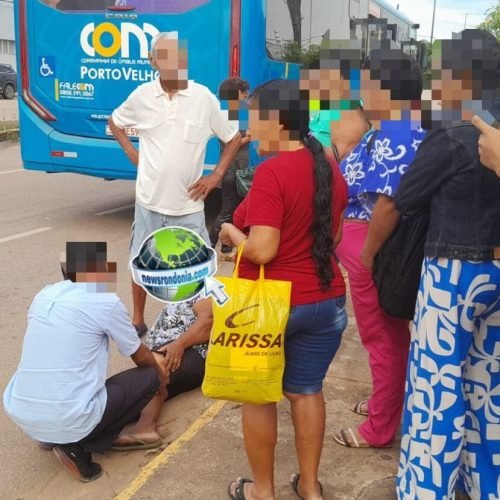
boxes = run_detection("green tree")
[420,41,433,89]
[477,4,500,40]
[282,41,320,65]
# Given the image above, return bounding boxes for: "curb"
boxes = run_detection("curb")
[0,128,19,141]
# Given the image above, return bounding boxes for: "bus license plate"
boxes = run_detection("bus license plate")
[105,125,139,138]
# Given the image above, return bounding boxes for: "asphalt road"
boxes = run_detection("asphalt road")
[0,142,223,499]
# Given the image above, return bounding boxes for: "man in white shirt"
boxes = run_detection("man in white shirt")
[3,243,167,482]
[108,32,241,336]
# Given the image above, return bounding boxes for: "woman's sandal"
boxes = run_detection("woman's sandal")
[333,427,392,449]
[350,400,369,416]
[227,477,254,500]
[290,473,323,499]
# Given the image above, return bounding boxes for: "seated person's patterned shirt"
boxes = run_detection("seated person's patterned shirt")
[145,298,208,358]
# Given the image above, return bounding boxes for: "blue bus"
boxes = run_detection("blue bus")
[14,0,316,180]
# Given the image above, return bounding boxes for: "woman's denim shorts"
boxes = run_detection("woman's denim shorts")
[283,296,348,395]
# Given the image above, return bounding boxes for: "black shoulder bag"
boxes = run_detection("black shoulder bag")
[372,211,430,320]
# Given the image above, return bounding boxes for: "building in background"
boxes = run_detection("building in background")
[0,0,16,70]
[265,0,419,65]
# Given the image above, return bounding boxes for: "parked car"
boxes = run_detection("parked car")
[0,64,17,99]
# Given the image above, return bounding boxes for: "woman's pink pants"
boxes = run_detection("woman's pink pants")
[336,221,410,446]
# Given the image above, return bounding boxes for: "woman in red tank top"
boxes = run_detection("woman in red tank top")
[221,80,348,500]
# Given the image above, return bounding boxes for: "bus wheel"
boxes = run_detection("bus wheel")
[3,84,15,100]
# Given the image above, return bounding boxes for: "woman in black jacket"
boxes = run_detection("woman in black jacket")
[362,29,500,500]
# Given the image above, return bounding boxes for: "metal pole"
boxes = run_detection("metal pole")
[464,13,469,29]
[430,0,437,46]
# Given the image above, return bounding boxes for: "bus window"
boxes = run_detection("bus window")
[265,0,331,64]
[41,0,211,13]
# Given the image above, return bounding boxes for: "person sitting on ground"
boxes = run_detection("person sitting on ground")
[145,297,213,400]
[210,77,252,259]
[3,242,167,483]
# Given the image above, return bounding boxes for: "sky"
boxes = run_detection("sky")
[384,0,497,41]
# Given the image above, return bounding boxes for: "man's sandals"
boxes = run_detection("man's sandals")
[110,435,163,451]
[333,427,391,449]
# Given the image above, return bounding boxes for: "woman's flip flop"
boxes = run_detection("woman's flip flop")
[350,400,369,416]
[290,473,323,499]
[333,427,392,449]
[227,478,254,500]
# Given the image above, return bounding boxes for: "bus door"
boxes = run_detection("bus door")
[17,0,230,179]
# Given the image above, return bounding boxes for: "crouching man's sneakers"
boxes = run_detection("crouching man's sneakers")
[53,445,103,482]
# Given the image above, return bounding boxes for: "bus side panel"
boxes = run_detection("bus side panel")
[19,102,137,178]
[48,130,137,179]
[18,105,52,169]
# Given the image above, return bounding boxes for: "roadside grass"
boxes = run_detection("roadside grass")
[0,121,19,142]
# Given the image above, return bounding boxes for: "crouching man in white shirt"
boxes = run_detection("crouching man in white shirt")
[108,32,241,336]
[3,242,167,482]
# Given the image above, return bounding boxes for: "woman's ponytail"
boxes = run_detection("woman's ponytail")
[302,132,334,290]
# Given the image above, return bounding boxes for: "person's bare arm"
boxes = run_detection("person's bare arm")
[188,132,242,201]
[108,117,139,167]
[334,211,345,248]
[131,343,168,384]
[220,223,280,265]
[361,195,401,270]
[240,132,252,147]
[157,299,213,372]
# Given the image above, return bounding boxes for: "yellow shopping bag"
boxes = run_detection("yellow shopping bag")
[202,244,291,404]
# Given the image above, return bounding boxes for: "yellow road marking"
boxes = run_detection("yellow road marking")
[114,400,227,500]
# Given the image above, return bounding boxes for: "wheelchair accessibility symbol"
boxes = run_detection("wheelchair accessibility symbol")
[39,57,55,78]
